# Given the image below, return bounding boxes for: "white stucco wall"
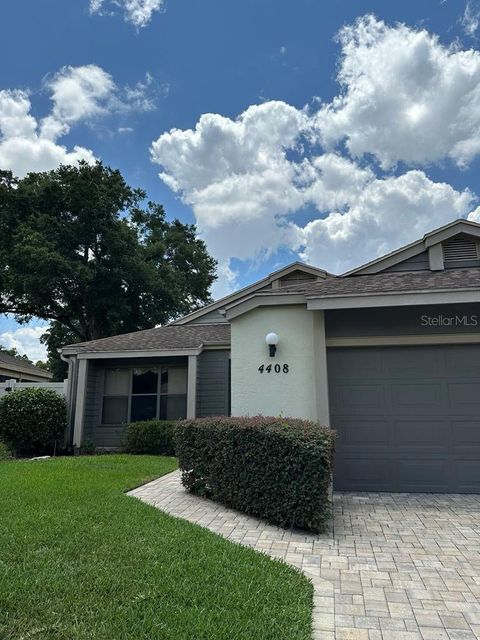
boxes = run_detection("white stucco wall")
[230,305,329,422]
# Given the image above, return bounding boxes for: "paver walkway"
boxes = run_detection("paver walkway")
[129,471,480,640]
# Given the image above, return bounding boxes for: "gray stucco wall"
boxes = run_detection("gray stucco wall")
[326,303,480,338]
[196,349,230,417]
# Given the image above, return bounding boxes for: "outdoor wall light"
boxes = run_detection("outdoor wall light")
[265,332,279,357]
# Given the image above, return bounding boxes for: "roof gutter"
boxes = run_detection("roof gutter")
[73,347,204,360]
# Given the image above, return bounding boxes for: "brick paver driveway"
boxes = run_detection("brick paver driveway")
[129,472,480,640]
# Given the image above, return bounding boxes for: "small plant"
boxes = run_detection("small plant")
[123,419,177,455]
[176,416,335,533]
[79,439,96,455]
[0,388,67,456]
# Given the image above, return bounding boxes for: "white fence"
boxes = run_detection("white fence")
[0,379,67,399]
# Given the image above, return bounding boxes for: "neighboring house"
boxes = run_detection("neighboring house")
[0,351,53,383]
[62,219,480,493]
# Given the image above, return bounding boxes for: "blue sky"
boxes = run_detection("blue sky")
[1,0,480,359]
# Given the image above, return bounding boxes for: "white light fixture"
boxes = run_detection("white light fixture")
[265,332,279,357]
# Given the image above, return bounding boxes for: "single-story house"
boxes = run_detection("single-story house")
[0,351,53,383]
[61,218,480,493]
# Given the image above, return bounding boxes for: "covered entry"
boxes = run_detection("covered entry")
[328,344,480,493]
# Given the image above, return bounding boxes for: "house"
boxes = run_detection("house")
[61,219,480,493]
[0,351,53,383]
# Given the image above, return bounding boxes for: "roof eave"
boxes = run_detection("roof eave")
[306,287,480,310]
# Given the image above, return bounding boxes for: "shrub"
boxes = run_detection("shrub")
[0,388,67,456]
[123,419,177,455]
[0,441,12,460]
[176,416,335,533]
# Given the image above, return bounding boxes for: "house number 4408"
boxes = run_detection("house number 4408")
[258,363,289,373]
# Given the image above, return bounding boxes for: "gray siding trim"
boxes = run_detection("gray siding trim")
[383,250,429,272]
[444,259,480,269]
[187,309,228,324]
[325,303,480,338]
[196,349,230,417]
[91,425,128,448]
[83,362,102,444]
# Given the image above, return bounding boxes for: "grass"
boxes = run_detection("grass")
[0,455,313,640]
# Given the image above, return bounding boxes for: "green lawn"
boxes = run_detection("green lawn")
[0,455,313,640]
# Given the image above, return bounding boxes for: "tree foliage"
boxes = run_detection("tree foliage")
[0,162,217,376]
[0,344,32,363]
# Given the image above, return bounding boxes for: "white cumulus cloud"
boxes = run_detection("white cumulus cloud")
[0,65,156,177]
[41,65,117,140]
[0,88,95,177]
[89,0,164,28]
[151,101,310,270]
[151,99,478,289]
[0,326,48,362]
[151,16,480,292]
[294,171,475,274]
[316,15,480,168]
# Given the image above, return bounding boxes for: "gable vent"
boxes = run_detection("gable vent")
[442,236,479,267]
[279,270,317,287]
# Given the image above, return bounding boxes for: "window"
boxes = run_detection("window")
[102,368,129,424]
[131,368,158,422]
[102,365,188,424]
[159,367,187,419]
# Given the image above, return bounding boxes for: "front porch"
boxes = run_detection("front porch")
[70,350,228,449]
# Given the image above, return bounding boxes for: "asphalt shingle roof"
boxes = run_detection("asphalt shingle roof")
[64,323,231,353]
[286,268,480,298]
[0,351,52,377]
[62,268,480,354]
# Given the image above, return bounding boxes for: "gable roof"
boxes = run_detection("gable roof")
[0,351,52,379]
[62,323,231,355]
[172,261,331,325]
[344,219,480,276]
[60,218,480,354]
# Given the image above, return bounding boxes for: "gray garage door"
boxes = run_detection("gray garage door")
[328,345,480,493]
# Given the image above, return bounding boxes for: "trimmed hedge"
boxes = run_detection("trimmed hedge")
[176,416,335,533]
[0,388,67,456]
[123,419,177,455]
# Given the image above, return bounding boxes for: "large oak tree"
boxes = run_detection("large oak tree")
[0,162,217,378]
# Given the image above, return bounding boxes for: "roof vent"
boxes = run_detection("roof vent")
[279,270,316,287]
[442,236,479,267]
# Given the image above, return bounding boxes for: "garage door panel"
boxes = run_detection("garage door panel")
[452,421,480,447]
[334,458,393,492]
[455,460,480,492]
[386,349,441,377]
[328,348,383,378]
[328,345,480,494]
[444,346,480,375]
[331,384,386,413]
[396,459,450,492]
[391,383,443,412]
[335,419,390,446]
[448,382,480,410]
[394,419,450,447]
